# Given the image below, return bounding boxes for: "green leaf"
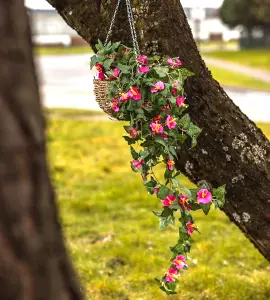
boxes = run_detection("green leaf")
[201,203,211,215]
[187,123,202,147]
[140,150,150,159]
[212,185,226,208]
[159,214,175,229]
[117,63,131,74]
[164,169,173,180]
[178,113,191,129]
[130,146,139,159]
[123,136,135,145]
[103,58,114,71]
[153,66,169,78]
[157,185,170,199]
[90,55,99,69]
[169,146,178,159]
[169,97,176,104]
[170,200,181,210]
[155,135,168,148]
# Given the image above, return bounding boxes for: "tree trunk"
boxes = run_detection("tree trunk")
[46,0,270,260]
[0,1,83,299]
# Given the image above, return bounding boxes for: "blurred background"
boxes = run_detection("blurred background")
[24,0,270,299]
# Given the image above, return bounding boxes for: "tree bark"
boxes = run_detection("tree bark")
[46,0,270,260]
[0,1,83,299]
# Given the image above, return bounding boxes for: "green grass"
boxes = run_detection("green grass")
[34,46,93,55]
[205,50,270,71]
[47,112,270,300]
[209,65,270,91]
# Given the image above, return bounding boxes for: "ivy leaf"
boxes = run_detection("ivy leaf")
[153,66,169,78]
[170,199,181,210]
[178,114,191,129]
[187,123,202,147]
[140,150,150,159]
[200,203,211,215]
[155,135,168,148]
[117,63,131,74]
[169,146,178,159]
[164,169,173,180]
[103,58,114,71]
[169,97,176,104]
[159,214,175,229]
[90,55,99,69]
[212,185,226,208]
[130,146,139,159]
[123,136,135,145]
[157,185,170,199]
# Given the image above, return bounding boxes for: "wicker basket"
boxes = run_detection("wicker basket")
[93,79,114,117]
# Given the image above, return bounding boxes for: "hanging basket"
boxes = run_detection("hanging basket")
[93,79,115,117]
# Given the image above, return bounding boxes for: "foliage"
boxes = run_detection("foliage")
[220,0,270,29]
[90,41,226,294]
[47,114,270,300]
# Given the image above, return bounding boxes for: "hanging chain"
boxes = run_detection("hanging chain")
[125,0,141,58]
[104,0,140,58]
[104,0,122,46]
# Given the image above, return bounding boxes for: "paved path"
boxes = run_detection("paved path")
[35,54,270,122]
[204,56,270,83]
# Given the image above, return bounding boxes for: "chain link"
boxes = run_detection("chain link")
[104,0,140,59]
[125,0,141,58]
[104,0,122,46]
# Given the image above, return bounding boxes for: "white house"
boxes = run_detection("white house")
[181,0,241,41]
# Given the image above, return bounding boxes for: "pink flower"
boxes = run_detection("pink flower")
[186,221,196,235]
[150,122,164,134]
[197,189,212,204]
[154,187,159,194]
[111,98,119,112]
[161,104,171,112]
[179,194,191,211]
[176,96,185,107]
[166,115,177,129]
[167,159,175,171]
[172,255,186,270]
[94,63,105,81]
[151,81,165,93]
[129,127,137,139]
[129,86,142,101]
[161,195,176,207]
[152,114,161,122]
[109,67,121,80]
[167,58,182,68]
[165,268,179,283]
[162,133,168,140]
[119,92,131,103]
[137,55,148,65]
[138,66,150,73]
[132,159,144,169]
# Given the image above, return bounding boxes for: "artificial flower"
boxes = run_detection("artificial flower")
[197,189,212,204]
[167,58,182,67]
[154,187,159,194]
[167,159,175,171]
[111,98,119,112]
[138,66,150,73]
[129,127,137,139]
[166,115,177,129]
[161,195,176,207]
[172,255,186,270]
[94,63,105,81]
[176,96,185,107]
[186,221,196,235]
[119,92,131,103]
[162,133,168,140]
[179,194,191,211]
[137,55,148,64]
[150,122,164,134]
[153,114,161,122]
[151,81,165,93]
[109,67,121,80]
[129,86,142,100]
[165,268,179,283]
[132,159,144,169]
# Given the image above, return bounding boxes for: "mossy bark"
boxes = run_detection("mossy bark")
[46,0,270,260]
[0,1,83,299]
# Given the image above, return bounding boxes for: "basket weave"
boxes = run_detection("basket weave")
[93,80,114,117]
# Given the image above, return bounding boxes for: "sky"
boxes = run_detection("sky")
[25,0,224,10]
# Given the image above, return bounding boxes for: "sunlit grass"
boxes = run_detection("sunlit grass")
[209,65,270,91]
[35,46,93,55]
[204,49,270,71]
[47,112,270,300]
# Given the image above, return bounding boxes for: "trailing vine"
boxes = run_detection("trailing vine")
[91,41,226,295]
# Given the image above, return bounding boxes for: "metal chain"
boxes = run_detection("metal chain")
[125,0,141,58]
[104,0,122,46]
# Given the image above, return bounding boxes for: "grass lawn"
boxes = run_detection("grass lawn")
[46,111,270,300]
[209,65,270,91]
[34,46,93,55]
[204,50,270,71]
